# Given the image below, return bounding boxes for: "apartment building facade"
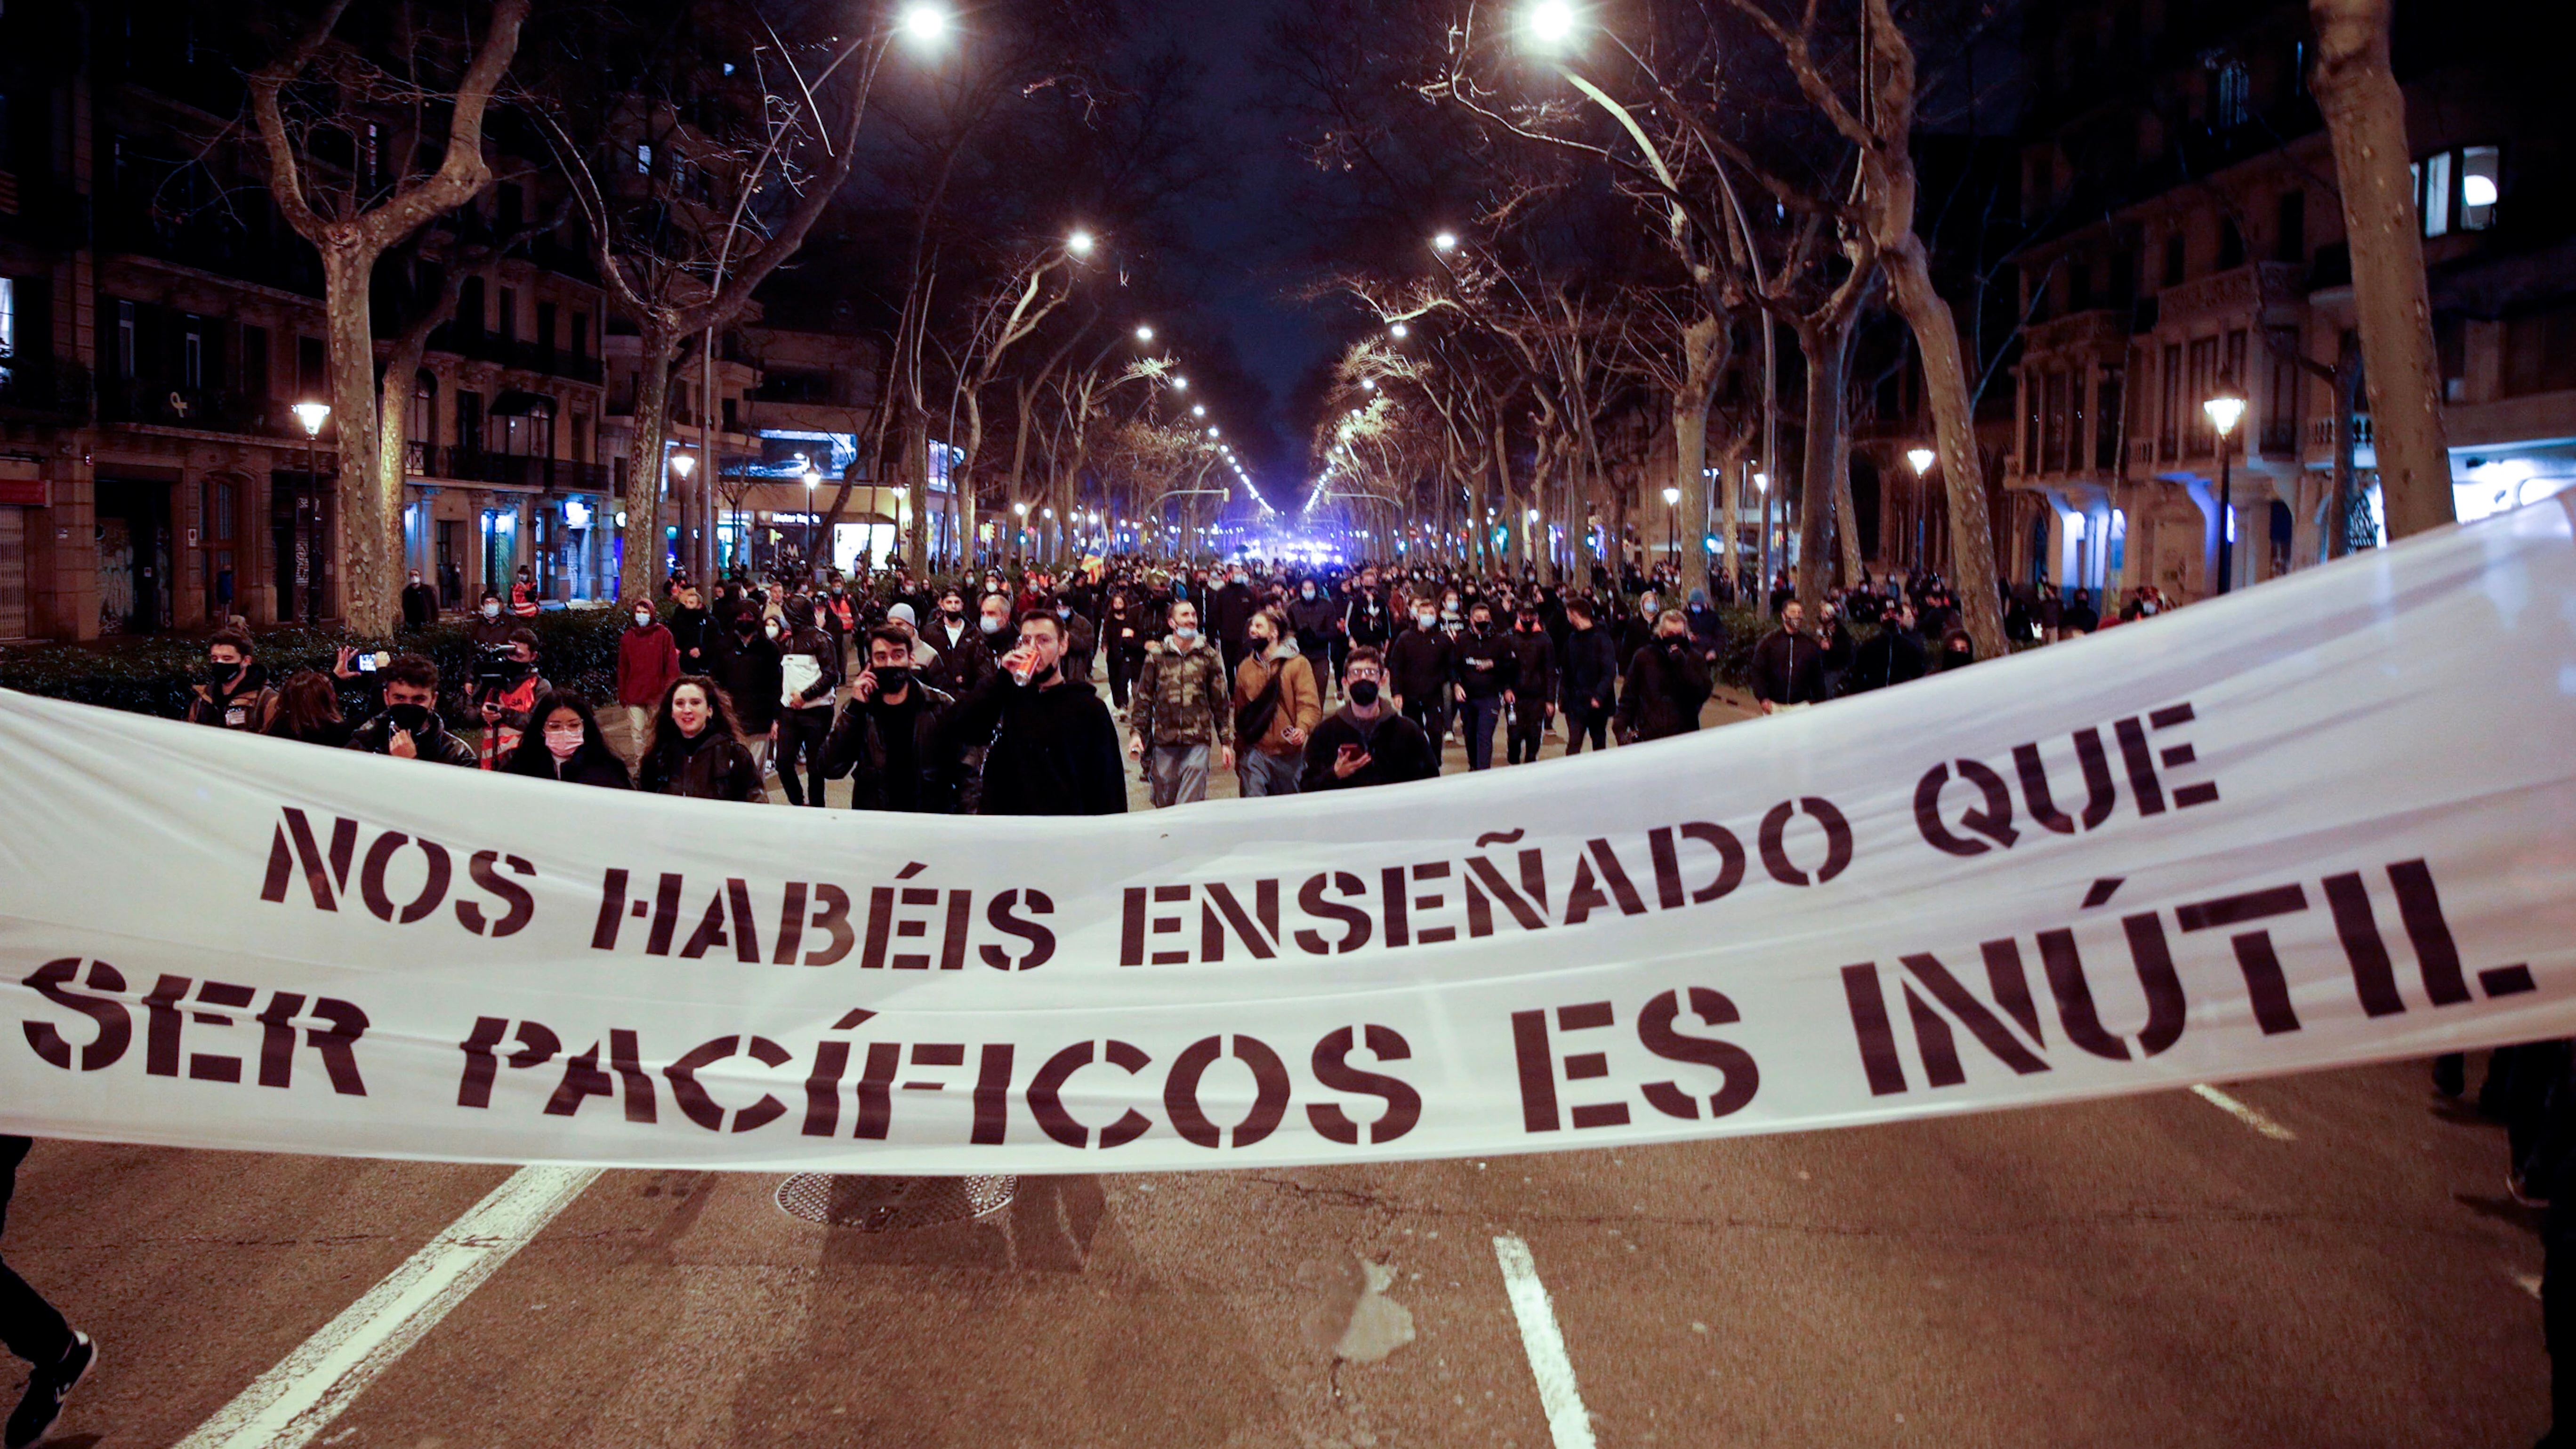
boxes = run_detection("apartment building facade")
[2004,0,2572,605]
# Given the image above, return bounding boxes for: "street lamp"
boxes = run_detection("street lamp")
[292,402,330,622]
[804,468,822,576]
[1173,376,1189,391]
[898,2,949,41]
[1526,0,1580,47]
[1907,447,1936,476]
[2204,393,2248,595]
[1432,232,1458,252]
[1389,322,1410,339]
[1191,404,1206,418]
[1067,229,1095,256]
[1135,324,1155,343]
[1662,484,1681,561]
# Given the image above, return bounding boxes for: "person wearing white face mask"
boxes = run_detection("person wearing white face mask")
[501,692,634,788]
[465,589,515,648]
[1384,595,1456,759]
[400,569,439,630]
[614,598,681,764]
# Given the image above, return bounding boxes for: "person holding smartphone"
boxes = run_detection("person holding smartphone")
[1302,647,1438,791]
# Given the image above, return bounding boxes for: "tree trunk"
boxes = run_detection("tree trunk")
[318,249,394,634]
[1675,312,1729,601]
[616,328,678,604]
[1834,450,1863,586]
[1793,313,1853,616]
[1882,239,2007,658]
[2310,0,2453,540]
[901,402,930,574]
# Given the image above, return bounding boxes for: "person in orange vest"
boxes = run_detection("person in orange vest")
[509,565,541,618]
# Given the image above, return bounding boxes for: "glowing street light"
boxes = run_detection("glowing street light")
[2205,393,2248,595]
[1173,376,1189,391]
[1191,404,1206,418]
[1388,322,1410,339]
[1360,378,1377,391]
[1012,501,1027,517]
[1432,232,1458,252]
[1525,0,1579,47]
[669,451,697,480]
[1135,324,1155,343]
[1067,229,1095,256]
[1907,447,1937,475]
[291,401,331,437]
[898,2,949,43]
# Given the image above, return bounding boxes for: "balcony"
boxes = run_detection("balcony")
[0,358,93,421]
[427,327,607,386]
[410,444,611,493]
[2259,419,2298,456]
[100,382,300,439]
[2308,414,2374,450]
[95,201,322,297]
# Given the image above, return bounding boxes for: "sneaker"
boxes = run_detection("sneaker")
[7,1330,95,1449]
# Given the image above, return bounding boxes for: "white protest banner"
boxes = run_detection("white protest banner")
[5,503,2576,1173]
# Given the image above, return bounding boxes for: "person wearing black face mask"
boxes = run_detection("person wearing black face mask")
[1615,609,1713,744]
[823,625,967,813]
[1504,609,1558,765]
[184,628,282,733]
[1449,605,1517,772]
[344,653,476,765]
[708,605,783,773]
[1303,647,1438,790]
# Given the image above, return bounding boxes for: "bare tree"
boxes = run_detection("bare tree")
[248,0,532,633]
[2307,0,2451,539]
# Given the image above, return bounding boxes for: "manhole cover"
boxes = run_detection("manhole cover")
[773,1172,1016,1232]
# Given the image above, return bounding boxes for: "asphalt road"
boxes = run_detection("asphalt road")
[7,675,2555,1448]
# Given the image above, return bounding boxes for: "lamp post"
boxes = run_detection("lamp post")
[1907,448,1936,573]
[1754,469,1772,613]
[292,401,331,622]
[804,468,822,577]
[1662,484,1681,563]
[2204,394,2247,595]
[668,451,697,580]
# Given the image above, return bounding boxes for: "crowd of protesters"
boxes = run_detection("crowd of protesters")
[165,548,2165,818]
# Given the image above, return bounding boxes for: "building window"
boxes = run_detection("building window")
[2042,371,2069,473]
[2217,219,2246,270]
[2023,373,2041,468]
[2276,189,2306,265]
[2414,146,2501,239]
[2158,344,2182,460]
[119,300,139,380]
[2185,337,2219,457]
[2212,57,2251,129]
[635,142,653,174]
[0,276,14,386]
[182,319,204,391]
[2094,371,2123,470]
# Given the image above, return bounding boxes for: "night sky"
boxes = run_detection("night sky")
[1140,0,1334,504]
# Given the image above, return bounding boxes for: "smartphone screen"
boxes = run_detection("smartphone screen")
[357,655,378,672]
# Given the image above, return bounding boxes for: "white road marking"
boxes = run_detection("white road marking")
[175,1165,600,1449]
[2191,1084,2298,1141]
[1492,1234,1598,1449]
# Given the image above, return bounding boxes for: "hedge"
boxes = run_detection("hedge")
[0,608,628,721]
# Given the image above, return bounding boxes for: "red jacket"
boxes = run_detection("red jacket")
[617,622,682,707]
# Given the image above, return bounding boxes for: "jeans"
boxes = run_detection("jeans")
[1563,704,1610,754]
[1110,654,1140,711]
[1457,695,1503,771]
[1,1136,73,1369]
[1302,648,1335,702]
[1506,703,1548,764]
[775,705,833,807]
[1148,743,1210,808]
[1239,747,1303,797]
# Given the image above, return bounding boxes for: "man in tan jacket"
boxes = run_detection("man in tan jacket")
[1232,606,1323,798]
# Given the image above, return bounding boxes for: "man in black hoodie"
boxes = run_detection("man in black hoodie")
[709,609,784,773]
[1303,648,1439,790]
[1558,597,1619,755]
[1616,609,1713,743]
[1843,601,1929,696]
[1385,600,1455,755]
[1505,605,1558,765]
[824,625,965,814]
[952,610,1127,816]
